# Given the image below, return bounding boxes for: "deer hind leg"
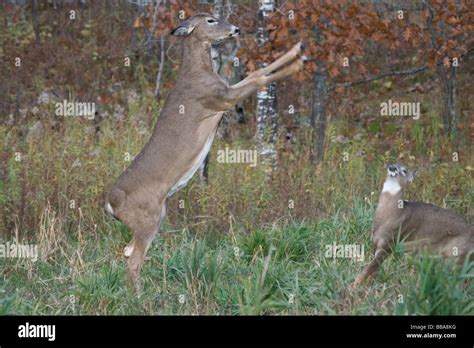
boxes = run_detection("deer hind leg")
[127,236,148,295]
[124,202,167,258]
[352,245,390,289]
[126,202,167,295]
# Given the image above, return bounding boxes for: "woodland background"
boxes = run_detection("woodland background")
[0,0,473,315]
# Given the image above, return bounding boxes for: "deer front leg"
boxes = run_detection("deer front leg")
[233,42,304,88]
[352,239,390,289]
[224,56,305,106]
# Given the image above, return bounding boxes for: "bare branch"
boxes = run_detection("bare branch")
[154,35,166,97]
[328,47,474,93]
[328,66,428,92]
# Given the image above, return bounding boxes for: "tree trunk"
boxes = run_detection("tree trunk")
[310,67,328,164]
[310,24,327,164]
[442,65,457,138]
[31,0,40,43]
[256,0,278,169]
[424,0,458,140]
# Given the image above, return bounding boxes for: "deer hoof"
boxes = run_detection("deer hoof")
[124,244,134,258]
[352,274,366,289]
[292,42,303,55]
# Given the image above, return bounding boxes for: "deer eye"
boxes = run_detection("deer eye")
[207,18,217,24]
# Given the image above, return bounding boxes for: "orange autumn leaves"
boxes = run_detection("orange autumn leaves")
[136,0,472,83]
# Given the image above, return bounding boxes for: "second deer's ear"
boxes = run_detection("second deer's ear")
[171,21,196,36]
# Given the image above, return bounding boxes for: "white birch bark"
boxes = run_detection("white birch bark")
[256,0,278,169]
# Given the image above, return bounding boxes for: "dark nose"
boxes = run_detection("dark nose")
[234,27,240,35]
[387,165,397,171]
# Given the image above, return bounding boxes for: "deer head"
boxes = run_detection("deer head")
[385,163,416,189]
[171,13,240,42]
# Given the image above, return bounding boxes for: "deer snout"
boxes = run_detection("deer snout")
[386,164,399,176]
[230,26,240,37]
[387,164,397,172]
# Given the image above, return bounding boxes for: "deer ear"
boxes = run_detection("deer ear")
[171,21,196,36]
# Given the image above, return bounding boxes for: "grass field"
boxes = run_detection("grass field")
[1,211,473,315]
[1,209,473,315]
[1,78,473,315]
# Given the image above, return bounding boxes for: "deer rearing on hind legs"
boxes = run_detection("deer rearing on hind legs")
[105,13,306,293]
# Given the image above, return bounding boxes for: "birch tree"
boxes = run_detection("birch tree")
[256,0,278,169]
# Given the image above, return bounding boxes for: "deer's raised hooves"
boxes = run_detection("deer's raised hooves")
[292,42,303,55]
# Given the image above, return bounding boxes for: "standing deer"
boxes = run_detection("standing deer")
[105,13,306,293]
[353,163,474,288]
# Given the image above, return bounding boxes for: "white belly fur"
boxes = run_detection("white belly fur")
[166,131,216,198]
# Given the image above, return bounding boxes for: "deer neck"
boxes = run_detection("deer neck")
[376,179,404,217]
[179,37,215,78]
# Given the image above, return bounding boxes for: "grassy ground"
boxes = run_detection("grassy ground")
[1,80,473,314]
[1,205,472,315]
